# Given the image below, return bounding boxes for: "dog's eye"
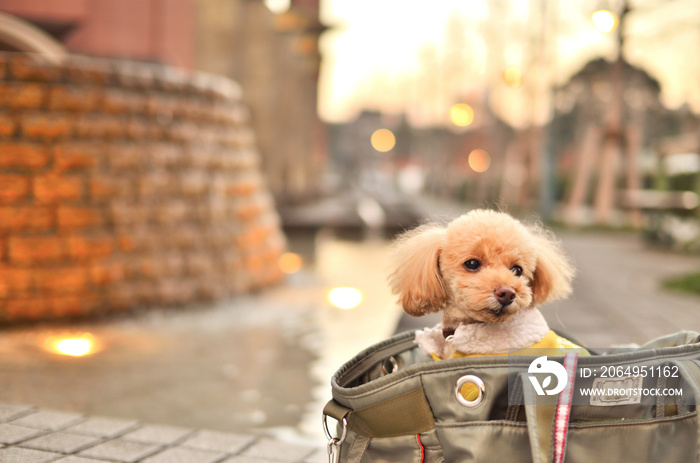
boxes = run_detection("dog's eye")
[511,265,523,277]
[463,259,481,271]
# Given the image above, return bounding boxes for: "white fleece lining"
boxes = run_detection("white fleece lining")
[414,307,550,359]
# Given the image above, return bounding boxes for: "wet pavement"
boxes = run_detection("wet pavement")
[2,200,700,459]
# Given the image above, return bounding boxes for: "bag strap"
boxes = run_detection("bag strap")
[323,388,436,438]
[523,353,579,463]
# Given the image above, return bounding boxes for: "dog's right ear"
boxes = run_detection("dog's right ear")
[388,224,447,316]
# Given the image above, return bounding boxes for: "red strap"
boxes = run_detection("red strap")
[417,433,425,463]
[553,353,578,463]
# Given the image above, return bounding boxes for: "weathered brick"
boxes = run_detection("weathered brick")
[0,267,32,298]
[57,206,102,230]
[50,294,98,317]
[65,57,111,85]
[48,85,101,112]
[226,178,259,197]
[158,278,196,304]
[91,262,126,285]
[21,112,73,139]
[137,172,170,197]
[67,235,115,261]
[9,236,65,265]
[34,174,83,203]
[5,298,48,320]
[10,55,62,81]
[34,267,88,295]
[124,117,148,139]
[0,83,45,109]
[0,112,16,137]
[107,144,143,170]
[54,144,99,171]
[150,143,183,168]
[74,114,123,139]
[110,202,148,226]
[102,88,144,114]
[186,252,217,276]
[0,175,30,204]
[235,202,265,221]
[180,172,209,197]
[0,206,53,232]
[0,55,6,80]
[154,201,188,224]
[0,143,50,170]
[90,176,131,199]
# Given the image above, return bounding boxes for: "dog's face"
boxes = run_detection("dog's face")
[439,213,537,325]
[388,209,574,329]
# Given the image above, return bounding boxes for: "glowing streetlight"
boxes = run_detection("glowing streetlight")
[591,10,618,33]
[370,129,396,152]
[450,104,474,127]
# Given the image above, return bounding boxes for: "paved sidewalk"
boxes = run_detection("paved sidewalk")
[0,403,325,463]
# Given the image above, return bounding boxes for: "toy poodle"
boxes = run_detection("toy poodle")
[388,209,585,360]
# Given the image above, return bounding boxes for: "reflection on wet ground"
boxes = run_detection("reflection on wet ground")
[0,228,400,445]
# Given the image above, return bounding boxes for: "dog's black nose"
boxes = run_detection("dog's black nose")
[495,286,516,306]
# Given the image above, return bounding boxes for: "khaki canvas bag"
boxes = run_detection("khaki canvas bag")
[323,330,700,463]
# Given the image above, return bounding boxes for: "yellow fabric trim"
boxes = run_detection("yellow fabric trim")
[440,330,590,359]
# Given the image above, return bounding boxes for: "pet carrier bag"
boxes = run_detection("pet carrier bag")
[323,330,700,463]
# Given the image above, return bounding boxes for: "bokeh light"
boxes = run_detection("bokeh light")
[328,287,363,310]
[44,334,97,357]
[264,0,291,14]
[278,252,303,274]
[370,129,396,152]
[450,103,474,127]
[591,10,618,33]
[468,149,491,173]
[502,66,524,88]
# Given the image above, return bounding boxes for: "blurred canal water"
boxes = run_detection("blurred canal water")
[0,227,403,445]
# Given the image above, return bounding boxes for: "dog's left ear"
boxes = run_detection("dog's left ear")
[530,230,574,306]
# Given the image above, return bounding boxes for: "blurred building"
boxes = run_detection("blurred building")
[0,0,326,206]
[0,0,194,67]
[550,58,671,224]
[196,0,326,206]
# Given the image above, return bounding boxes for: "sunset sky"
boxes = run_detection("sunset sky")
[316,0,700,128]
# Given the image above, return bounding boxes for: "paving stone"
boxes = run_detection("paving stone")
[19,432,101,454]
[180,430,255,454]
[302,448,329,463]
[239,438,316,461]
[140,447,226,463]
[52,457,110,463]
[78,439,161,463]
[0,424,47,445]
[11,411,84,431]
[220,457,278,463]
[0,404,34,423]
[120,424,193,445]
[0,446,62,463]
[65,417,139,438]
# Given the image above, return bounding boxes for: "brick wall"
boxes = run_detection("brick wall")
[0,53,285,322]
